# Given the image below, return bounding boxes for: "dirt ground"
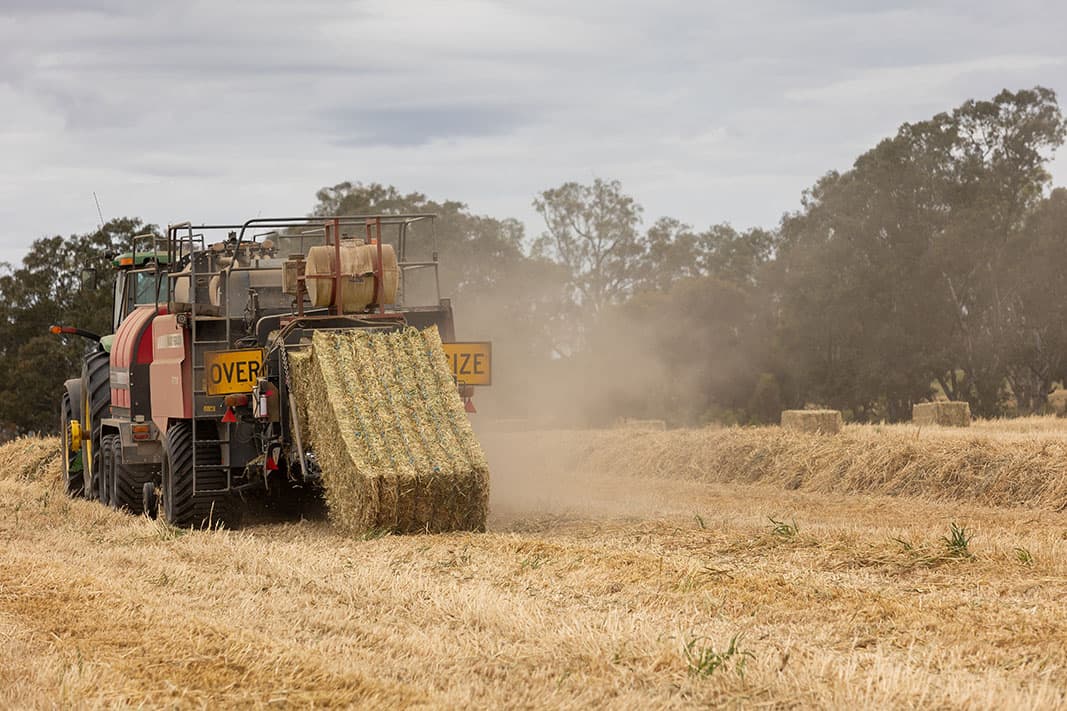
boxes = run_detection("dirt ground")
[1,430,1066,709]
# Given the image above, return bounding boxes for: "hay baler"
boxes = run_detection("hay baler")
[54,215,490,528]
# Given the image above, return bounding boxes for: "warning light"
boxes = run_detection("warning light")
[223,394,250,408]
[221,407,238,423]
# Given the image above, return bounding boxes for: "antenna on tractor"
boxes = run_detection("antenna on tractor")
[93,191,106,231]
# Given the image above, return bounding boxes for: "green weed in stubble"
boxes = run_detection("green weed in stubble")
[683,633,755,679]
[520,554,547,571]
[891,536,914,552]
[360,527,392,541]
[769,517,799,538]
[942,522,974,559]
[1013,546,1034,566]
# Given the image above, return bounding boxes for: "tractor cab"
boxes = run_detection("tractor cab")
[112,248,170,331]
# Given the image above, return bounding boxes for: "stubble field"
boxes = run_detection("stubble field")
[1,420,1066,709]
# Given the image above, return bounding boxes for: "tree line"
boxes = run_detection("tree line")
[526,86,1067,425]
[3,86,1065,433]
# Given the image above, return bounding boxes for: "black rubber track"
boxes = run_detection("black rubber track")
[162,420,241,529]
[59,393,83,497]
[108,435,157,512]
[81,350,111,501]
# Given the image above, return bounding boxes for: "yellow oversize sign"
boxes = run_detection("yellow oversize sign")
[442,342,492,386]
[204,348,264,396]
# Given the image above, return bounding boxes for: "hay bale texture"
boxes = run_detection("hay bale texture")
[1048,389,1067,416]
[913,401,971,427]
[781,410,842,434]
[289,326,489,534]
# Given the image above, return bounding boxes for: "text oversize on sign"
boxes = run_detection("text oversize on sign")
[442,342,491,386]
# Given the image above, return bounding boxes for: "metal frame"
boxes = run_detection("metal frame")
[156,214,442,497]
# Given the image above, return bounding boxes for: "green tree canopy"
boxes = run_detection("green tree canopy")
[0,218,157,433]
[532,178,646,315]
[775,86,1066,419]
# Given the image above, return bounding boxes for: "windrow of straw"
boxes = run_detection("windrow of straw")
[289,326,489,534]
[518,425,1067,510]
[0,436,61,484]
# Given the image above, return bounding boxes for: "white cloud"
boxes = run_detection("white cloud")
[0,0,1065,260]
[786,55,1067,106]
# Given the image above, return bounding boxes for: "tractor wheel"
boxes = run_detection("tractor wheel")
[99,433,116,507]
[59,392,83,497]
[81,350,111,502]
[143,482,159,519]
[162,420,241,529]
[108,435,157,513]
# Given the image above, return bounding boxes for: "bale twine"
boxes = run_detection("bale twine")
[781,410,842,434]
[913,401,971,427]
[289,326,489,534]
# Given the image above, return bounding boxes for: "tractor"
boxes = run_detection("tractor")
[54,215,488,528]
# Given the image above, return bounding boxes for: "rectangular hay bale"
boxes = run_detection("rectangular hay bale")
[780,410,842,434]
[1048,389,1067,416]
[288,326,489,535]
[912,401,970,427]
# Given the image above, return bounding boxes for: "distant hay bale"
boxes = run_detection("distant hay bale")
[1049,390,1067,416]
[614,418,667,431]
[780,410,842,434]
[913,401,971,427]
[289,327,489,535]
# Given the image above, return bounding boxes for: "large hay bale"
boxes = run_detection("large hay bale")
[289,326,489,534]
[780,410,842,434]
[913,401,970,427]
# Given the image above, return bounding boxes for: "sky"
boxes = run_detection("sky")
[2,0,1066,264]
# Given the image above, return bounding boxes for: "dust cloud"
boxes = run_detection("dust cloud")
[474,427,706,527]
[449,261,691,523]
